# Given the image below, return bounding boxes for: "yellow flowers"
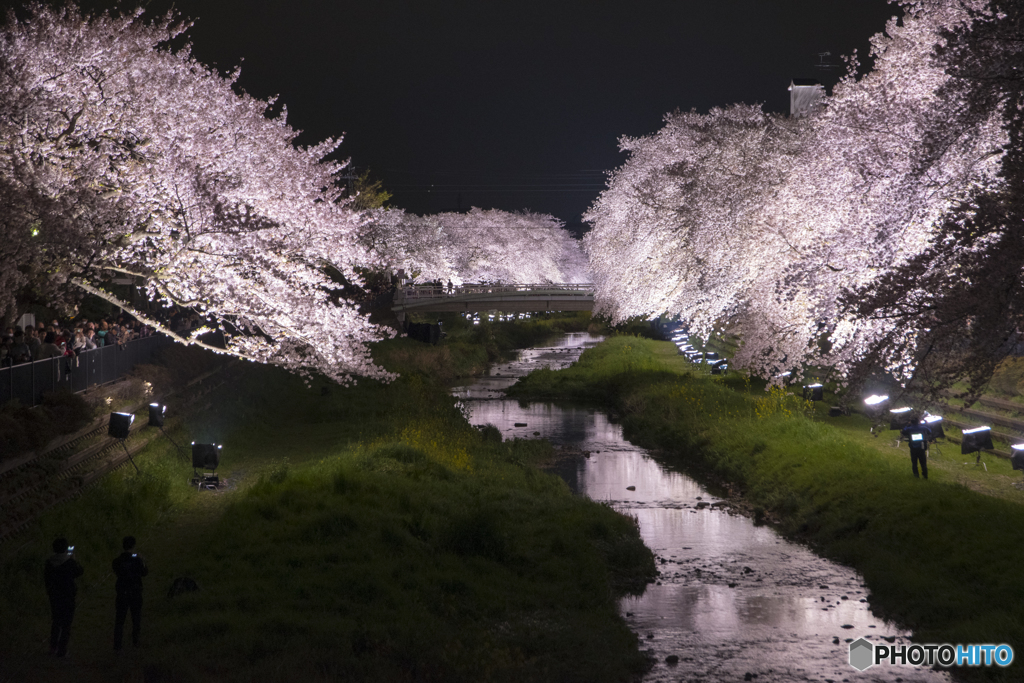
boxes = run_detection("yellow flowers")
[754,385,800,420]
[399,421,473,470]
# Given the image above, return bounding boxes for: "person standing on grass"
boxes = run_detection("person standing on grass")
[44,537,83,658]
[112,536,148,650]
[901,419,933,479]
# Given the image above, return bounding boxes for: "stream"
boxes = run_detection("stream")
[451,332,949,683]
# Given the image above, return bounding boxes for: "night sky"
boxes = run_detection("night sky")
[74,0,901,235]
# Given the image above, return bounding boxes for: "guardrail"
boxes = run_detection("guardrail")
[0,335,172,407]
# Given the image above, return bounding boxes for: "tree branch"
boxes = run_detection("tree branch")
[70,277,259,362]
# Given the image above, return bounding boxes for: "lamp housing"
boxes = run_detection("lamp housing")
[863,394,889,411]
[191,443,221,469]
[803,383,823,401]
[889,407,914,431]
[961,426,994,454]
[1010,444,1024,472]
[108,412,135,440]
[922,414,944,439]
[148,403,166,428]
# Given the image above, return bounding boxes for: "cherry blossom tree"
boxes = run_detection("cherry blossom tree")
[0,4,392,383]
[584,0,1013,393]
[838,0,1024,399]
[364,207,590,285]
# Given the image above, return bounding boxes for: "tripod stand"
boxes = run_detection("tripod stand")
[116,439,140,473]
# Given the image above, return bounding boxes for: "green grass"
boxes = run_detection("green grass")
[509,336,1024,683]
[0,334,655,683]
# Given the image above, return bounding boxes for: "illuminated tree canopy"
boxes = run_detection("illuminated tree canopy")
[0,4,392,383]
[584,0,1020,395]
[364,207,590,285]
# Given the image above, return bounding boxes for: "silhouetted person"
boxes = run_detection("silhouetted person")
[901,420,932,479]
[112,536,148,650]
[44,537,83,657]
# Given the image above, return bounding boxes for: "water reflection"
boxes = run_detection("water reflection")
[458,334,948,682]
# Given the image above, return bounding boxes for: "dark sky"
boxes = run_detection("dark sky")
[75,0,901,234]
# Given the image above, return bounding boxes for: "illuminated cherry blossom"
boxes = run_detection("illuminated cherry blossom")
[584,0,1012,391]
[0,4,391,382]
[365,207,590,284]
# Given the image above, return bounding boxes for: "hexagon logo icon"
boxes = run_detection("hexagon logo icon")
[849,637,874,671]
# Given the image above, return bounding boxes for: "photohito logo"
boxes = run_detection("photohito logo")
[849,638,1014,671]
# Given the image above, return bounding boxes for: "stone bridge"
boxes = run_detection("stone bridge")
[392,283,594,321]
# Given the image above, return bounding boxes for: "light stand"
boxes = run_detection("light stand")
[108,412,140,473]
[1011,445,1024,486]
[889,407,914,447]
[148,403,187,461]
[863,394,890,436]
[961,426,994,467]
[922,414,945,457]
[191,442,222,490]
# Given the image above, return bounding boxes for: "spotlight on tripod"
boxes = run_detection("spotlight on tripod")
[148,403,186,460]
[921,414,945,439]
[108,412,140,472]
[191,442,222,490]
[888,407,914,431]
[961,426,994,466]
[863,394,889,435]
[1010,444,1024,484]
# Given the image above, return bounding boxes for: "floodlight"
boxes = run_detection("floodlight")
[710,359,728,375]
[148,403,166,428]
[803,383,823,401]
[108,412,135,439]
[888,407,914,431]
[191,443,221,470]
[864,394,889,407]
[776,371,792,379]
[922,414,945,439]
[704,352,720,361]
[961,426,994,455]
[108,412,140,472]
[1010,445,1024,477]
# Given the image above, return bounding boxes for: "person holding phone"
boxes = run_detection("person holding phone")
[112,536,148,650]
[44,537,84,657]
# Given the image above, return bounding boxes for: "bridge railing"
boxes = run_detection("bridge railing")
[397,283,594,300]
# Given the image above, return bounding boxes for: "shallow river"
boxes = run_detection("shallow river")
[452,332,949,683]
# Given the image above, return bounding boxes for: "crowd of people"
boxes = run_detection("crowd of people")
[0,315,157,367]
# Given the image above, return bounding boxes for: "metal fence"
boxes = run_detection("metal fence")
[0,335,172,407]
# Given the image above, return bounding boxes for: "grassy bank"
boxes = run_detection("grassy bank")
[0,331,655,683]
[509,336,1024,682]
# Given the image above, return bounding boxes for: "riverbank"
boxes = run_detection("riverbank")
[508,336,1024,682]
[0,324,656,683]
